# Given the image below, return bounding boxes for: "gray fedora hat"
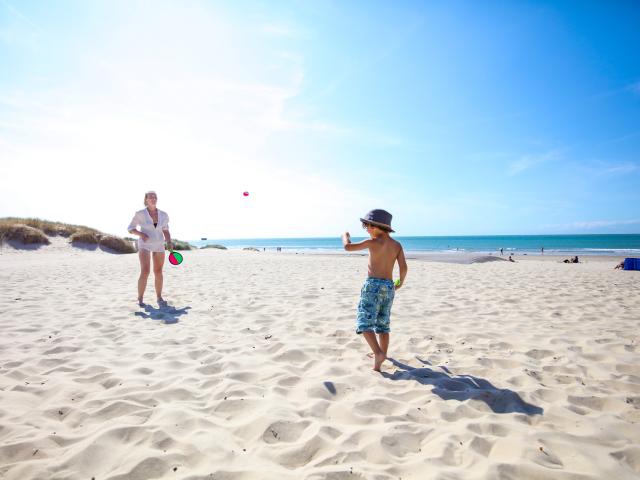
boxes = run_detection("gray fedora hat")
[360,209,395,232]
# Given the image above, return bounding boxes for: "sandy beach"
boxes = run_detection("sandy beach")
[0,240,639,480]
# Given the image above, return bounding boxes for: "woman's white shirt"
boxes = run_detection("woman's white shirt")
[128,209,169,252]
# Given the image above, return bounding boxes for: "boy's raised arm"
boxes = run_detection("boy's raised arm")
[342,232,372,251]
[395,246,408,289]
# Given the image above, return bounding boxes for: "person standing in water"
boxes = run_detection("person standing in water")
[342,209,408,372]
[128,191,173,306]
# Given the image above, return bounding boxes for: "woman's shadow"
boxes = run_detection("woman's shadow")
[134,303,191,324]
[383,357,543,415]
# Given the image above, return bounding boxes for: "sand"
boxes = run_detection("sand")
[1,239,639,479]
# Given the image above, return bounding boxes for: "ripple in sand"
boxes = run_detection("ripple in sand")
[262,420,311,444]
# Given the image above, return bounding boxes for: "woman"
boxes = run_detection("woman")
[128,191,173,306]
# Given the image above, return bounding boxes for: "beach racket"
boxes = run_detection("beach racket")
[168,250,183,266]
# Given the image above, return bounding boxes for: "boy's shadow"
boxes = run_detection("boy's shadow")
[134,304,191,324]
[383,357,543,415]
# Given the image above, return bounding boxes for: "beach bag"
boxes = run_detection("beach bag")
[623,258,640,271]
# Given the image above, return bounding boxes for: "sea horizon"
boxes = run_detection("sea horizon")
[190,233,640,256]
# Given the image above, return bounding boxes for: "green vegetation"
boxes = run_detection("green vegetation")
[0,217,136,254]
[200,244,227,250]
[0,217,99,237]
[99,235,136,254]
[0,223,50,245]
[69,231,100,244]
[171,239,195,251]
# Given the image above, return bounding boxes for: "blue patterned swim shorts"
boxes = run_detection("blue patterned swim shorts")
[356,277,395,334]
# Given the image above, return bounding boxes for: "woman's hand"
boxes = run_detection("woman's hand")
[140,232,149,241]
[166,241,174,251]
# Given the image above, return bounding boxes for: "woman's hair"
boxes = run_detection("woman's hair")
[143,191,157,207]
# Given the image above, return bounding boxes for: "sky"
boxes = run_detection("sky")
[1,0,639,239]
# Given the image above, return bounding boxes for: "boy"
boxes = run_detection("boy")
[342,209,408,372]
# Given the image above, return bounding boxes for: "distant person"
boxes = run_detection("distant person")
[128,191,173,307]
[508,254,515,262]
[572,256,579,263]
[541,246,544,255]
[500,248,504,256]
[614,261,624,270]
[342,209,407,372]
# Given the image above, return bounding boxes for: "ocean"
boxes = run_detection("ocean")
[190,234,640,256]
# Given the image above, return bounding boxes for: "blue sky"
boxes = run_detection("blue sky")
[1,0,638,238]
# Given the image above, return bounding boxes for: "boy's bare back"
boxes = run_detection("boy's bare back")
[343,230,407,287]
[366,234,404,280]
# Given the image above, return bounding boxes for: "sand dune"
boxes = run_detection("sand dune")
[0,241,638,479]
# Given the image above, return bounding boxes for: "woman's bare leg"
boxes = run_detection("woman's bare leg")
[152,251,165,302]
[138,250,151,304]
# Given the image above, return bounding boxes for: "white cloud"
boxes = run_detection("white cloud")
[507,149,563,175]
[0,0,43,35]
[596,162,640,175]
[578,159,640,176]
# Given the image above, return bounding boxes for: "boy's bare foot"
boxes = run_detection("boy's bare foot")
[138,298,144,307]
[373,352,387,372]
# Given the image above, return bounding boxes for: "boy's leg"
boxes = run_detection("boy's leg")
[376,282,394,358]
[378,333,389,356]
[362,331,386,371]
[356,279,386,371]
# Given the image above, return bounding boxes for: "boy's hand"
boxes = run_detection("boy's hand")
[394,280,402,290]
[342,232,351,245]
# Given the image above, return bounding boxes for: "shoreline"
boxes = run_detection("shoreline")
[189,233,640,257]
[1,237,631,266]
[278,251,627,265]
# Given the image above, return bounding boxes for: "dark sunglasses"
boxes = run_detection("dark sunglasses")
[362,222,371,229]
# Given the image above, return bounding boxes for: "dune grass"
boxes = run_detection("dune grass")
[0,217,135,253]
[171,239,195,251]
[0,223,51,245]
[99,235,136,254]
[0,217,99,237]
[69,231,100,245]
